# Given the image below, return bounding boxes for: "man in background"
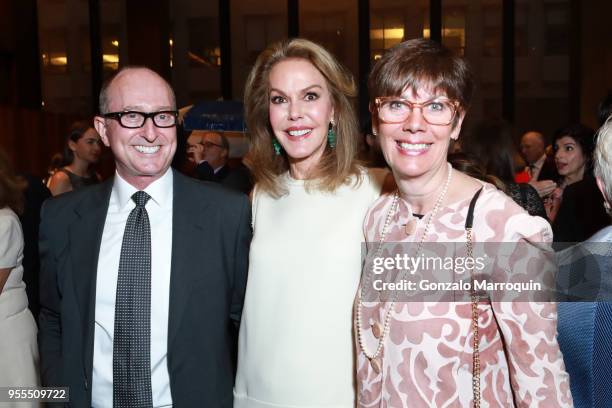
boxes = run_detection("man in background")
[520,130,557,197]
[186,130,252,194]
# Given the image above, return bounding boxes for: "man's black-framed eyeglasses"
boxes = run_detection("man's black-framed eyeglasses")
[102,110,179,129]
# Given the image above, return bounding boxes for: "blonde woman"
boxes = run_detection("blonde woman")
[234,39,388,407]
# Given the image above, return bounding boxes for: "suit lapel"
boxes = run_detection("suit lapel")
[69,179,113,379]
[215,165,229,182]
[168,171,210,347]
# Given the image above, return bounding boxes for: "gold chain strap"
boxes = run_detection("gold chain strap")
[466,227,480,408]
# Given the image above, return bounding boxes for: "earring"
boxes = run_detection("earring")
[327,120,336,148]
[272,138,282,156]
[604,201,611,216]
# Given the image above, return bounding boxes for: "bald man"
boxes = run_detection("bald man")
[186,130,252,194]
[39,66,251,407]
[520,130,558,197]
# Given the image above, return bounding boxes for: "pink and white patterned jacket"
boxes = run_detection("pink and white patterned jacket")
[355,183,573,407]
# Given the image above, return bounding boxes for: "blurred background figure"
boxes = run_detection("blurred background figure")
[597,90,612,127]
[459,119,546,217]
[46,120,102,196]
[520,130,558,197]
[513,151,529,183]
[44,152,64,186]
[0,149,40,399]
[186,129,230,178]
[556,116,612,408]
[358,118,387,168]
[546,123,609,242]
[185,129,252,194]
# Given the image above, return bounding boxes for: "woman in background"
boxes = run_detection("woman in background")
[458,118,546,217]
[0,149,40,405]
[546,124,609,241]
[234,38,388,407]
[47,120,102,195]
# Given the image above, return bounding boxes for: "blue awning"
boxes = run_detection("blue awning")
[182,100,246,132]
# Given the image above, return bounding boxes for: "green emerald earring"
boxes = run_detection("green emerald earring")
[327,121,336,148]
[272,138,282,155]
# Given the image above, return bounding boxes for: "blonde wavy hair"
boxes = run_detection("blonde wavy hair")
[594,116,612,204]
[243,38,362,197]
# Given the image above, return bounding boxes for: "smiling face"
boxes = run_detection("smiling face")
[554,135,586,181]
[374,86,463,181]
[94,68,177,189]
[268,58,334,178]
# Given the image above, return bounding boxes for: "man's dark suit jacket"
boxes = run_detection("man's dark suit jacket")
[38,170,251,407]
[194,162,253,195]
[19,174,51,320]
[552,175,610,242]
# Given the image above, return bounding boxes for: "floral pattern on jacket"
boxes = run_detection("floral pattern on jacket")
[355,183,573,407]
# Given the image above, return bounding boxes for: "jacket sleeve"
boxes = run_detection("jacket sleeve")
[38,200,63,387]
[490,215,573,407]
[229,194,252,329]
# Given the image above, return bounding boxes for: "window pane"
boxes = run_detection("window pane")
[170,0,222,105]
[442,1,503,124]
[230,0,287,100]
[300,0,358,84]
[441,7,466,57]
[40,28,69,74]
[187,18,221,68]
[515,0,570,138]
[370,0,429,65]
[101,26,121,74]
[38,0,91,114]
[99,0,122,81]
[544,2,569,56]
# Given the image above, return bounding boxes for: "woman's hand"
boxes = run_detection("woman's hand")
[544,187,563,222]
[529,179,557,198]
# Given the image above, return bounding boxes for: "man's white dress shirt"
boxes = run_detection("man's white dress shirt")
[92,169,173,407]
[527,154,547,181]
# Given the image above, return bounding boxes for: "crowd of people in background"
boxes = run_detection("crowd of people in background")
[1,37,611,408]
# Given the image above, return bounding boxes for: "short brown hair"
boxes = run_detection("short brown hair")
[0,149,26,215]
[368,39,474,126]
[243,38,362,197]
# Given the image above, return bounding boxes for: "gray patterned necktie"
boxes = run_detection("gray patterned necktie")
[113,191,153,408]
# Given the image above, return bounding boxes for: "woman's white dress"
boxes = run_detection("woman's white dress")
[234,169,386,408]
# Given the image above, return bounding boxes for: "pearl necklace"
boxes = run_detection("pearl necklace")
[355,163,453,370]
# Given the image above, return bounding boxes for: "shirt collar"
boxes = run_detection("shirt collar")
[112,167,173,210]
[197,160,225,174]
